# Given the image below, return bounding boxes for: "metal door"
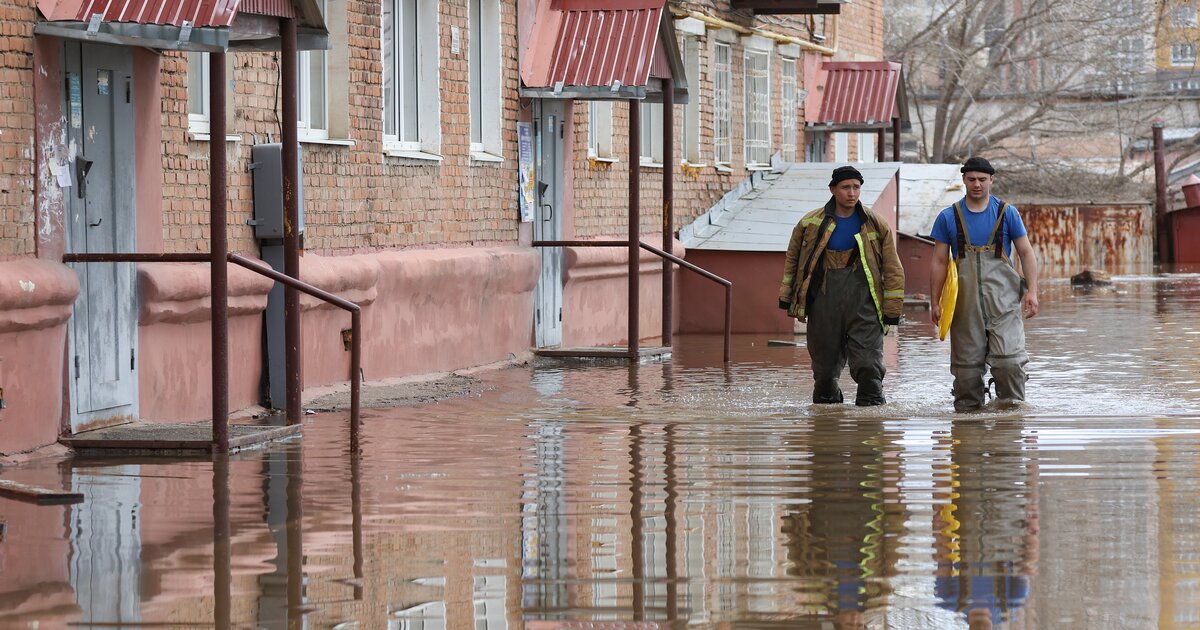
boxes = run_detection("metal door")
[533,100,565,347]
[64,42,138,429]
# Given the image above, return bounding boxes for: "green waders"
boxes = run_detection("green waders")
[806,259,886,406]
[950,209,1029,412]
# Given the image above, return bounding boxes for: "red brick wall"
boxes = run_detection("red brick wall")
[0,0,37,256]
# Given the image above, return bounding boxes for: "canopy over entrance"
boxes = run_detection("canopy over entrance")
[34,0,328,51]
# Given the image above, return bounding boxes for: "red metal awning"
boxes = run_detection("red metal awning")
[812,61,906,130]
[35,0,326,51]
[521,0,687,103]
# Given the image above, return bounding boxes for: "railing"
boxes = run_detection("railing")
[531,240,733,362]
[61,251,363,451]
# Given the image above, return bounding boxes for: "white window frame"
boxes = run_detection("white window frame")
[858,132,876,163]
[382,0,441,158]
[680,36,703,165]
[640,101,663,165]
[1174,3,1198,27]
[1172,42,1197,67]
[588,100,615,160]
[713,41,733,167]
[779,57,797,163]
[834,132,849,163]
[187,52,210,136]
[469,0,503,161]
[743,45,771,169]
[298,13,329,142]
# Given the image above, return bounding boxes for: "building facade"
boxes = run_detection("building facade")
[0,0,886,453]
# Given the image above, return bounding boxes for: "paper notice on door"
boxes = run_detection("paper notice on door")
[55,158,73,188]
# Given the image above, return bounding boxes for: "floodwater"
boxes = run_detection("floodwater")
[3,272,1200,629]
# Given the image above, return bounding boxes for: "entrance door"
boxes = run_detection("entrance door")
[64,42,138,430]
[533,100,565,347]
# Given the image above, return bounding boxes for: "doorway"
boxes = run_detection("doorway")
[63,41,138,430]
[533,100,565,348]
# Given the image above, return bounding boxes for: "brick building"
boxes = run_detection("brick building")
[0,0,886,453]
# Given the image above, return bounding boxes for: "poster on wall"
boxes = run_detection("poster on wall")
[517,121,535,223]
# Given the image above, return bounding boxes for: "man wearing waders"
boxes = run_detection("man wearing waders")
[930,157,1040,412]
[778,166,905,406]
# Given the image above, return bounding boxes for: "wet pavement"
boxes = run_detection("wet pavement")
[3,271,1200,628]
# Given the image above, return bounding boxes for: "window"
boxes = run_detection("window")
[588,100,614,159]
[640,101,663,164]
[713,42,732,167]
[298,2,328,141]
[187,52,210,135]
[681,36,702,164]
[858,132,876,163]
[1174,3,1198,27]
[834,132,849,163]
[780,58,797,163]
[1172,42,1197,67]
[382,0,440,155]
[743,49,771,167]
[470,0,503,159]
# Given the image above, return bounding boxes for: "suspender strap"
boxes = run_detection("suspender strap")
[798,214,836,305]
[988,202,1009,259]
[952,201,969,260]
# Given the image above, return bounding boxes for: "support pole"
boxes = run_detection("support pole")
[877,128,885,162]
[662,83,674,345]
[209,52,229,453]
[628,100,641,358]
[1153,122,1172,265]
[892,117,902,162]
[281,19,302,424]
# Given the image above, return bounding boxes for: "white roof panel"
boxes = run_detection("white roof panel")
[898,164,965,237]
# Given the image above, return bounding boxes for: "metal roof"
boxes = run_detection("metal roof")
[679,162,902,252]
[898,164,965,237]
[811,61,905,130]
[35,0,327,51]
[520,0,688,103]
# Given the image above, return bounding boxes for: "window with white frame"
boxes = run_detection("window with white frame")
[1172,42,1197,67]
[858,132,876,163]
[713,42,732,166]
[640,100,663,164]
[681,36,702,164]
[298,2,328,141]
[1174,2,1198,27]
[382,0,440,155]
[743,49,771,167]
[780,58,797,163]
[469,0,503,158]
[187,52,210,135]
[588,100,614,159]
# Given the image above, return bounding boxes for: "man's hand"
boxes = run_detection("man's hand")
[931,302,942,326]
[1022,290,1039,319]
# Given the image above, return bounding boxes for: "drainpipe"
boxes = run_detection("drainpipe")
[1153,122,1171,265]
[629,100,640,358]
[281,18,302,424]
[662,81,674,345]
[210,52,229,453]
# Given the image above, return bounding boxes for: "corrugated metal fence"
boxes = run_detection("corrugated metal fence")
[1020,203,1153,274]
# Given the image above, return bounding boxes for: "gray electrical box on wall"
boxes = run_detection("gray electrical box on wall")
[249,143,304,240]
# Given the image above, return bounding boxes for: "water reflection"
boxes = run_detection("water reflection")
[2,272,1200,627]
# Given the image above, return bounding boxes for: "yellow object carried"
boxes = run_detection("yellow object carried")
[938,258,958,341]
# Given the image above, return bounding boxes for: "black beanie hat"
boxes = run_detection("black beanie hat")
[961,156,996,175]
[829,165,864,186]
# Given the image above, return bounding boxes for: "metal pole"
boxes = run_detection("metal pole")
[212,454,231,629]
[281,19,302,424]
[892,117,901,162]
[662,82,674,346]
[877,128,885,162]
[628,100,640,358]
[350,310,361,453]
[1153,122,1172,264]
[286,451,304,624]
[210,52,229,453]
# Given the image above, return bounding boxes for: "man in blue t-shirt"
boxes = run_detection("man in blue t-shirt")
[929,157,1040,412]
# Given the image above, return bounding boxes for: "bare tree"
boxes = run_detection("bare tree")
[887,0,1173,173]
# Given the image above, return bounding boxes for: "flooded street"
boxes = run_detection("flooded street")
[3,272,1200,628]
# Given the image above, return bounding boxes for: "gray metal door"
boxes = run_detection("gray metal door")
[533,100,565,347]
[64,42,138,429]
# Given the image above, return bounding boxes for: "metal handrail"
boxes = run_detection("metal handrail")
[530,239,733,362]
[62,251,363,451]
[227,254,362,452]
